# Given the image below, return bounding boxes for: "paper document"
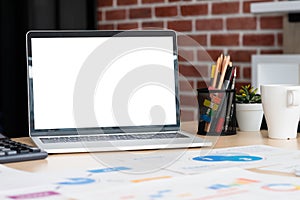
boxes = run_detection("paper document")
[167,145,300,174]
[75,168,300,200]
[2,145,300,199]
[0,165,58,191]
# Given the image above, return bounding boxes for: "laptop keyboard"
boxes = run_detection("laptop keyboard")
[41,132,189,144]
[0,138,48,163]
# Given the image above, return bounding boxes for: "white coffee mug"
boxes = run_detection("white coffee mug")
[261,84,300,139]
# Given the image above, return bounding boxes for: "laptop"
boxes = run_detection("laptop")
[26,30,212,153]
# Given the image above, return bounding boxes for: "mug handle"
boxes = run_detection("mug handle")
[287,90,300,107]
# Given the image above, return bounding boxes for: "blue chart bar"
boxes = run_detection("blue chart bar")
[192,155,263,162]
[87,166,131,173]
[57,178,96,185]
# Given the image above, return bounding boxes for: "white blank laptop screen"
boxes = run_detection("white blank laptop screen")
[30,36,177,130]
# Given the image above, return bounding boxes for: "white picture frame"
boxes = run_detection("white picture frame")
[251,54,300,93]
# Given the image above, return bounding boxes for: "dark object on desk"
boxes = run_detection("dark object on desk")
[0,0,97,138]
[197,88,237,136]
[0,112,4,134]
[288,13,300,22]
[0,133,48,163]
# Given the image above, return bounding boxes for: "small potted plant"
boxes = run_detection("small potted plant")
[235,84,263,132]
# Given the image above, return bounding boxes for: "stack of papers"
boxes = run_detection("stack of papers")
[1,145,300,199]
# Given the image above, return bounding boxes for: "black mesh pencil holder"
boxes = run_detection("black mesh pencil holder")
[197,88,236,136]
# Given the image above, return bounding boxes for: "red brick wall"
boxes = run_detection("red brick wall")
[97,0,283,121]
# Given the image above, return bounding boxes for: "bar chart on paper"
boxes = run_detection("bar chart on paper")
[86,168,300,200]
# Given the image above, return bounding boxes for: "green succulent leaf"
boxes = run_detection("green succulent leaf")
[235,84,261,104]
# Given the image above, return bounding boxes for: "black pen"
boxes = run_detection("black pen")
[224,67,236,132]
[222,62,233,90]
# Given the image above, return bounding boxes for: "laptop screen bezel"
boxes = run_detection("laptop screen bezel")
[26,30,181,136]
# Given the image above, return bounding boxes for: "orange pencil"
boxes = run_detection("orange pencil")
[217,55,230,89]
[211,54,223,89]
